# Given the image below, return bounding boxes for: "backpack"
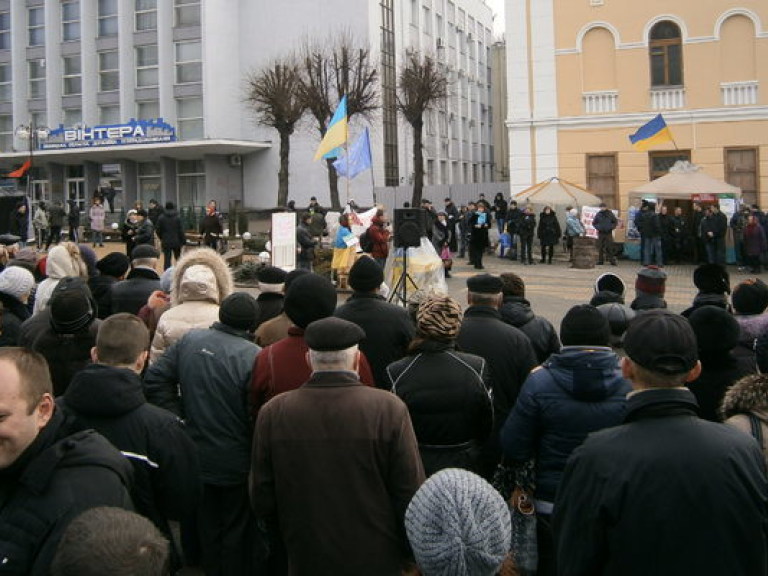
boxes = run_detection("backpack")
[359,228,374,253]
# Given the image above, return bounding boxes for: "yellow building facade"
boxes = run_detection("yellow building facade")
[506,0,768,211]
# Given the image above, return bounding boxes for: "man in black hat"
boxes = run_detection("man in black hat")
[554,310,768,576]
[250,317,424,575]
[110,244,161,316]
[91,252,131,319]
[592,202,618,266]
[700,204,728,265]
[145,292,261,576]
[334,256,414,389]
[255,265,288,328]
[457,274,537,477]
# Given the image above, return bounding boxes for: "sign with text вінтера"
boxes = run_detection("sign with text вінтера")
[40,119,176,150]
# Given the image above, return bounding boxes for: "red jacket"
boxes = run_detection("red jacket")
[251,326,375,417]
[367,219,391,260]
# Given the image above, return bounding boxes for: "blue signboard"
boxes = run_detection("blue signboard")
[40,118,176,150]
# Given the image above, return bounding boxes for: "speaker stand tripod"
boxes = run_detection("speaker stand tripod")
[388,247,418,306]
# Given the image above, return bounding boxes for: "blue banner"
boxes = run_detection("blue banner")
[41,118,176,150]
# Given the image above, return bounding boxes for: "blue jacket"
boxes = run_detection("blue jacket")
[500,346,630,503]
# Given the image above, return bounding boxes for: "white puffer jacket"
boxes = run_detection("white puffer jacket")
[149,248,233,363]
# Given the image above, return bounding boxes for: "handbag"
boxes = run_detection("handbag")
[492,459,538,576]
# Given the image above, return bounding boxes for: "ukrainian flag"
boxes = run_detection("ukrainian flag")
[629,114,674,151]
[314,96,348,161]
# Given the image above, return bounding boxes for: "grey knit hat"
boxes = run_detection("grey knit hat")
[405,468,511,576]
[0,266,35,301]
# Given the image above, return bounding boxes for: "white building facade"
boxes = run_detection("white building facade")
[0,0,495,214]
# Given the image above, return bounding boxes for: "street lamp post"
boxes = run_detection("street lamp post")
[14,122,49,246]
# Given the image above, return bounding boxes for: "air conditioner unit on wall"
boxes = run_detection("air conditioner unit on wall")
[229,154,242,167]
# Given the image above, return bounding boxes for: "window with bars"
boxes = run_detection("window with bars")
[28,7,45,47]
[62,1,81,42]
[63,55,82,95]
[0,12,9,50]
[136,45,159,87]
[176,97,204,139]
[29,60,46,99]
[99,51,119,92]
[175,0,201,27]
[0,64,10,103]
[175,41,202,84]
[649,21,683,87]
[98,0,118,37]
[135,0,157,31]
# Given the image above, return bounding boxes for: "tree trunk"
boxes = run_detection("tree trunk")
[411,119,424,206]
[326,158,341,210]
[277,129,291,207]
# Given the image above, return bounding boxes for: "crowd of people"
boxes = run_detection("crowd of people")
[3,193,768,576]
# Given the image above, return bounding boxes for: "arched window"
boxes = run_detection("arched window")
[649,21,683,86]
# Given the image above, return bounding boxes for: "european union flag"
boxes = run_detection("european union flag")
[334,128,372,179]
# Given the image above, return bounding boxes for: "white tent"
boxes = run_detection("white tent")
[630,161,741,198]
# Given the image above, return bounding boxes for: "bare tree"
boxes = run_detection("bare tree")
[245,58,306,207]
[298,34,379,210]
[396,50,448,206]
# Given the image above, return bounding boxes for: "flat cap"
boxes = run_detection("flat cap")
[466,274,503,294]
[304,317,365,351]
[131,244,160,260]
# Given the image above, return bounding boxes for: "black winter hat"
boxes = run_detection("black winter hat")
[732,279,768,315]
[597,303,635,337]
[49,277,97,334]
[131,244,160,260]
[348,257,384,292]
[284,274,337,329]
[688,305,739,353]
[96,252,131,278]
[693,264,730,295]
[219,292,260,332]
[304,317,366,351]
[560,304,611,347]
[467,274,503,294]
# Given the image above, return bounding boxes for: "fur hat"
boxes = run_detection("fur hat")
[688,305,740,353]
[693,264,730,295]
[417,295,464,342]
[732,279,768,315]
[721,374,768,420]
[405,468,511,576]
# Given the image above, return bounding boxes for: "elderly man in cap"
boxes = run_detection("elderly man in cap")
[110,244,161,315]
[457,274,537,477]
[554,310,768,576]
[251,317,425,575]
[145,292,261,576]
[335,256,414,389]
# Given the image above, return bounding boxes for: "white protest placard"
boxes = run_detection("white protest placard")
[271,212,296,270]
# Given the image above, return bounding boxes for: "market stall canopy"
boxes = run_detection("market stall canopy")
[514,177,602,206]
[630,161,741,198]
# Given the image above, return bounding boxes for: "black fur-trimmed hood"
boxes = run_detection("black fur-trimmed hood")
[721,374,768,419]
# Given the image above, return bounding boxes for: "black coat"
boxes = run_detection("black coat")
[686,352,752,422]
[500,296,561,364]
[66,199,80,225]
[537,211,561,245]
[59,364,200,532]
[469,211,491,249]
[0,409,133,575]
[387,340,493,477]
[554,388,768,576]
[335,292,415,390]
[155,209,186,249]
[134,219,155,246]
[518,213,536,238]
[110,267,161,316]
[89,274,118,320]
[0,291,31,347]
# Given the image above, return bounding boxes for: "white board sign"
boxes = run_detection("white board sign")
[271,212,296,270]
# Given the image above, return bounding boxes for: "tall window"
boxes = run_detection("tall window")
[725,148,759,206]
[99,51,119,92]
[175,0,201,27]
[587,154,618,208]
[380,0,399,186]
[649,150,690,180]
[135,0,157,31]
[138,162,161,204]
[63,55,82,95]
[176,97,203,139]
[0,114,12,151]
[137,100,159,120]
[649,21,683,86]
[98,0,118,37]
[0,12,9,50]
[175,41,202,84]
[62,1,80,41]
[177,159,205,207]
[29,60,46,99]
[0,64,10,103]
[28,7,45,47]
[136,45,159,87]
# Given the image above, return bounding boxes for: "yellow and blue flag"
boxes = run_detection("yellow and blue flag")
[629,114,674,151]
[314,96,348,161]
[334,128,372,179]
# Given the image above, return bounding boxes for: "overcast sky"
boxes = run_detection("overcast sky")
[487,0,505,36]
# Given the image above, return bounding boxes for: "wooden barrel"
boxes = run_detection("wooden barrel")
[572,237,596,269]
